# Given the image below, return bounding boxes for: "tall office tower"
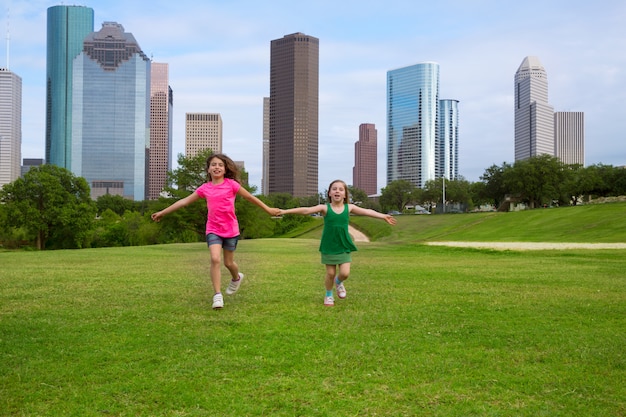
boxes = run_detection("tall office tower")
[438,99,460,180]
[353,123,378,196]
[262,97,269,195]
[71,22,150,200]
[185,113,222,158]
[147,62,173,200]
[554,111,584,165]
[0,68,22,187]
[514,56,554,161]
[387,62,439,188]
[45,5,94,169]
[269,32,319,197]
[21,158,44,177]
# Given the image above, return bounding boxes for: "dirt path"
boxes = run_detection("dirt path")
[426,241,626,250]
[348,225,370,242]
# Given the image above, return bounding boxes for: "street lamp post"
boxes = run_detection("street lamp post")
[442,176,446,214]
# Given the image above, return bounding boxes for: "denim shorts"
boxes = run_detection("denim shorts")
[206,233,240,251]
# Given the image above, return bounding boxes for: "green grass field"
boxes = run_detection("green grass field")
[1,203,625,416]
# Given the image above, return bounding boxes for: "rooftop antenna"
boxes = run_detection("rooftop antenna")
[5,7,9,70]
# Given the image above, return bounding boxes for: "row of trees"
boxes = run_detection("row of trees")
[1,152,624,250]
[380,155,626,212]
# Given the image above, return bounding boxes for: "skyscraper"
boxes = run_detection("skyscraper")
[514,56,554,161]
[148,62,173,200]
[71,22,151,200]
[269,32,319,197]
[262,97,269,195]
[353,123,377,196]
[387,62,440,188]
[555,111,584,165]
[185,113,222,158]
[46,5,94,169]
[0,68,21,187]
[438,99,459,180]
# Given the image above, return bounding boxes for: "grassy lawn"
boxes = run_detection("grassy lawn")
[1,203,625,416]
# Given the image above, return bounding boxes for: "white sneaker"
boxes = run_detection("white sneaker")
[226,272,244,295]
[336,280,347,299]
[212,293,224,309]
[324,296,335,306]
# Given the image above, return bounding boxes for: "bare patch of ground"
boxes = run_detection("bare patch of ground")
[426,241,626,250]
[348,225,370,242]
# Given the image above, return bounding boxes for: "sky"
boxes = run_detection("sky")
[2,0,625,193]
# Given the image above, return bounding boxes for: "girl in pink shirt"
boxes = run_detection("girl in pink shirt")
[152,153,279,309]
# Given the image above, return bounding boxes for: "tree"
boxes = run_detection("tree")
[379,180,417,212]
[506,155,571,208]
[96,194,137,216]
[479,162,511,208]
[0,165,96,250]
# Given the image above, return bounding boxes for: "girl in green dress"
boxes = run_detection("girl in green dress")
[279,180,396,306]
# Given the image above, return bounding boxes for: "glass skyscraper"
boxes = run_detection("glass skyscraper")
[71,22,150,200]
[46,5,94,169]
[387,62,440,188]
[438,99,459,180]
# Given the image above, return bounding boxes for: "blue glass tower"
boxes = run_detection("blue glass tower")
[386,62,440,188]
[46,5,94,169]
[438,99,459,180]
[71,22,150,200]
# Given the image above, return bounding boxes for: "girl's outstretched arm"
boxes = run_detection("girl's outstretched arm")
[237,186,280,216]
[151,192,201,222]
[279,204,326,216]
[349,205,397,225]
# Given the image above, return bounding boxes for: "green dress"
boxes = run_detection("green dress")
[319,203,358,265]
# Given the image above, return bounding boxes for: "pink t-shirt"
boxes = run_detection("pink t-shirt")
[195,178,241,237]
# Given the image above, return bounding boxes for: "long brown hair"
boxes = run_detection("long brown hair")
[326,179,350,204]
[206,153,241,183]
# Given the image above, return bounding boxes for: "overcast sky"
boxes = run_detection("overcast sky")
[2,0,625,193]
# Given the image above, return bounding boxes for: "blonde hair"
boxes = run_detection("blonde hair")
[206,153,241,183]
[327,179,350,204]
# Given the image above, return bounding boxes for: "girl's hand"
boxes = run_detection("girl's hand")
[385,215,397,225]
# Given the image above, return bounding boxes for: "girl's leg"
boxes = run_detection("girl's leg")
[337,262,351,282]
[208,244,223,294]
[335,262,351,299]
[324,264,337,291]
[222,249,239,280]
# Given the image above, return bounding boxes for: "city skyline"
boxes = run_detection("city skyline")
[2,0,624,194]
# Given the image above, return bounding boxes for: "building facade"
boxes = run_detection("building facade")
[514,56,554,161]
[353,123,378,196]
[262,97,269,195]
[555,111,584,166]
[185,113,222,158]
[438,99,459,180]
[387,62,440,188]
[46,5,94,169]
[0,68,22,187]
[71,22,151,200]
[148,62,173,200]
[268,32,319,197]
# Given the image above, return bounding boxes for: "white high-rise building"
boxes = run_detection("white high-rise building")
[555,111,584,165]
[0,68,22,188]
[514,56,554,161]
